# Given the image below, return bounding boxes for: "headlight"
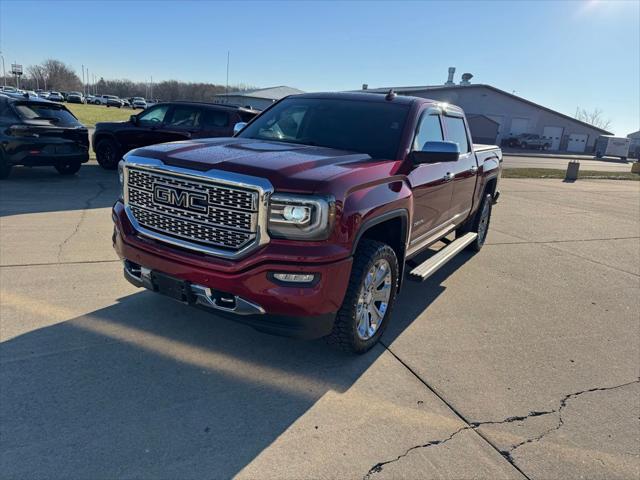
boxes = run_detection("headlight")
[268,193,335,240]
[118,160,125,200]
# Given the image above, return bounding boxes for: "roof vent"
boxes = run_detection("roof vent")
[385,89,397,101]
[445,67,456,86]
[460,73,473,86]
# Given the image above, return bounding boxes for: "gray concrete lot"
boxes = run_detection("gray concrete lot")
[1,163,639,479]
[503,154,634,172]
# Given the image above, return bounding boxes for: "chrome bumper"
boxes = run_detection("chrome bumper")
[123,261,265,316]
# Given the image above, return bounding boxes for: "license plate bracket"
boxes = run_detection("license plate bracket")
[152,271,191,303]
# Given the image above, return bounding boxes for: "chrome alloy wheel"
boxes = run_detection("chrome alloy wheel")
[356,259,392,340]
[477,199,491,244]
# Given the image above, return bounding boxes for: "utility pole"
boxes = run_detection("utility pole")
[226,51,230,96]
[82,64,85,96]
[0,53,5,87]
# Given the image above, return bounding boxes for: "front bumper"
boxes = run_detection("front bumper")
[112,201,352,339]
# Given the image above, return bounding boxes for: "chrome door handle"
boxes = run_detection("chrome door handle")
[443,172,455,182]
[470,165,478,174]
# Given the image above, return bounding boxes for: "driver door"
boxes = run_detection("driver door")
[407,111,455,250]
[119,104,170,152]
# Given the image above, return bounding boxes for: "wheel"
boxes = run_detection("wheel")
[326,240,399,354]
[0,150,12,179]
[458,193,493,252]
[55,159,81,175]
[521,142,528,149]
[542,143,550,151]
[95,138,120,170]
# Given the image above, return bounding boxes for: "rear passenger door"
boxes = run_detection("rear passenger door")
[442,114,478,221]
[197,108,233,138]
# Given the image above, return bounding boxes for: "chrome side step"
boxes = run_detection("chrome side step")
[409,232,477,281]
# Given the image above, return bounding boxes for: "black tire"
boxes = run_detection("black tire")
[95,138,120,170]
[326,239,399,354]
[458,193,493,252]
[521,142,528,149]
[0,150,12,179]
[55,159,81,175]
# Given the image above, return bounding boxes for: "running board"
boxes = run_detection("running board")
[408,232,477,281]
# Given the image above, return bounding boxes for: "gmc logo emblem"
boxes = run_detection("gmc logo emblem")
[153,185,208,213]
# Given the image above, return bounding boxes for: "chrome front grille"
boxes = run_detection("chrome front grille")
[124,163,269,257]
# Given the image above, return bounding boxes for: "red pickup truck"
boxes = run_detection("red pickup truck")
[112,92,502,353]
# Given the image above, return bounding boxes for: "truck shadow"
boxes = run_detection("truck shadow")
[0,163,119,217]
[0,250,471,479]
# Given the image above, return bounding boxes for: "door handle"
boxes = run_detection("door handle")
[443,172,455,182]
[470,165,478,174]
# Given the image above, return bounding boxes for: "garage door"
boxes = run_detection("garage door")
[542,126,563,150]
[567,134,588,153]
[510,118,529,136]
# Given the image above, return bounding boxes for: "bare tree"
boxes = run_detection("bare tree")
[575,107,612,131]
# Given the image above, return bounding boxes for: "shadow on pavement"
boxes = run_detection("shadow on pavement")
[0,248,473,479]
[0,163,119,217]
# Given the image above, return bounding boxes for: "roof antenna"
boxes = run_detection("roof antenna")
[385,89,396,101]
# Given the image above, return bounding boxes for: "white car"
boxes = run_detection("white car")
[131,97,147,109]
[94,94,123,107]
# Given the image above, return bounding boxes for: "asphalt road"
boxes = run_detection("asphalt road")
[503,153,634,172]
[1,164,639,479]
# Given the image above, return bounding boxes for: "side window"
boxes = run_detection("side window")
[443,116,470,153]
[414,114,443,150]
[165,107,200,128]
[137,105,169,126]
[200,109,230,129]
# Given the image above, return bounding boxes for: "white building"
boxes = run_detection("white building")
[361,69,612,152]
[214,86,304,111]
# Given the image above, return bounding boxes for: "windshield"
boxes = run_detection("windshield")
[238,97,409,159]
[14,103,82,126]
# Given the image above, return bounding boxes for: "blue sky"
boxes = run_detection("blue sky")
[1,0,638,134]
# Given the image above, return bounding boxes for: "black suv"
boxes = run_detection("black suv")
[92,102,259,169]
[0,94,89,179]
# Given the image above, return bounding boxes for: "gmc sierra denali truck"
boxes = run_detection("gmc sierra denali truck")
[112,92,502,353]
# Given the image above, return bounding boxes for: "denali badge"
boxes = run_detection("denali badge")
[153,185,208,213]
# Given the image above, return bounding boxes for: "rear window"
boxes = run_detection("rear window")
[14,103,81,126]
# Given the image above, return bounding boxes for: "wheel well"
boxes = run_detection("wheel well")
[93,133,118,151]
[356,213,408,289]
[484,177,498,198]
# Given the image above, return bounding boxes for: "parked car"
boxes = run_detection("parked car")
[121,98,131,108]
[0,94,89,179]
[112,92,502,353]
[0,86,18,94]
[47,91,65,102]
[506,133,551,150]
[131,97,147,109]
[85,94,96,104]
[66,91,84,104]
[93,102,259,169]
[94,94,123,107]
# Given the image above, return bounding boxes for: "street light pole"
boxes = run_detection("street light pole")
[0,54,5,87]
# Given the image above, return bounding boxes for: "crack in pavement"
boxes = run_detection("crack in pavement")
[56,182,107,262]
[486,236,640,246]
[1,259,120,268]
[363,378,639,479]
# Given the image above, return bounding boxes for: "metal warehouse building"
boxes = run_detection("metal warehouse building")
[362,70,611,152]
[214,85,304,111]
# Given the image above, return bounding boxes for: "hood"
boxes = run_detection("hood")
[127,137,380,193]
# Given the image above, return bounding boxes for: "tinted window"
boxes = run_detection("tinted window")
[200,109,229,128]
[137,105,169,126]
[166,107,199,128]
[14,103,81,126]
[414,114,443,150]
[239,97,409,159]
[443,116,470,153]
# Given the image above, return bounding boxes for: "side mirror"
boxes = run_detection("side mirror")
[410,141,460,164]
[130,115,138,125]
[233,122,247,135]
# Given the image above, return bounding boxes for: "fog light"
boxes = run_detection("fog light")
[271,272,317,284]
